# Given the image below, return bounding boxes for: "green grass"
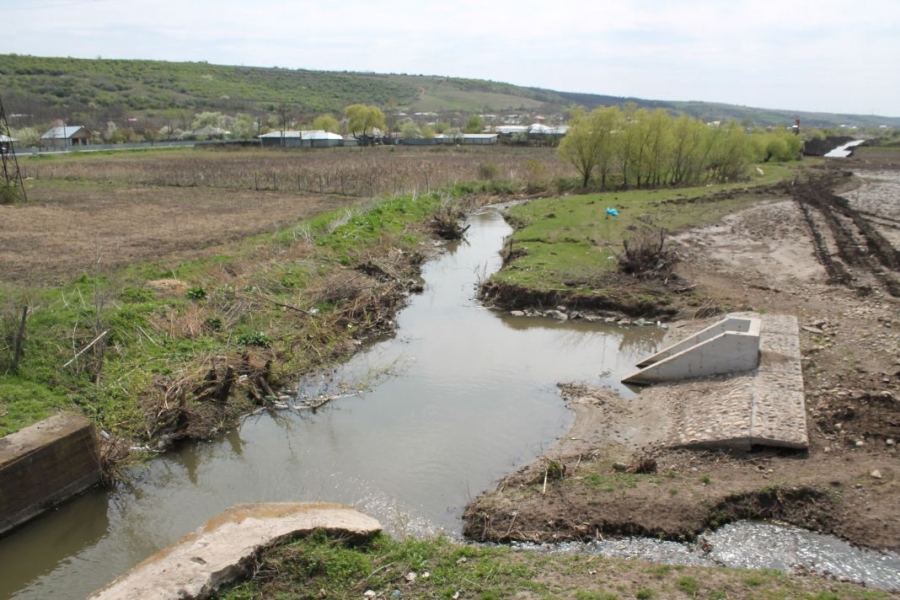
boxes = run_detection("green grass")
[0,54,564,121]
[4,54,897,137]
[675,575,699,596]
[492,166,796,295]
[212,531,893,600]
[0,189,451,439]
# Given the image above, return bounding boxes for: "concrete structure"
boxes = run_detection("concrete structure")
[258,130,344,148]
[89,502,382,600]
[0,133,15,154]
[623,316,761,385]
[40,125,92,150]
[495,124,569,135]
[402,133,499,146]
[628,313,808,451]
[435,133,499,145]
[0,413,101,536]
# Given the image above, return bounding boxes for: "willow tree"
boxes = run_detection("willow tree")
[343,104,385,144]
[558,106,621,188]
[641,109,673,188]
[312,114,340,133]
[669,115,706,185]
[705,122,750,182]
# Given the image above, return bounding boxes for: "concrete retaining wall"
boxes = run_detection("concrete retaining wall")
[0,413,101,536]
[636,317,757,368]
[90,502,382,600]
[624,317,761,385]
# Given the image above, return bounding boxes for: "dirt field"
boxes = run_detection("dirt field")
[1,146,569,288]
[0,182,355,286]
[464,149,900,552]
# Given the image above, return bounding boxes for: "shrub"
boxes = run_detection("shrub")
[237,331,272,348]
[477,162,500,180]
[186,286,207,300]
[619,229,679,279]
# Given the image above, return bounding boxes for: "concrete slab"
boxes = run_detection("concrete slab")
[89,502,382,600]
[630,314,808,451]
[0,413,100,536]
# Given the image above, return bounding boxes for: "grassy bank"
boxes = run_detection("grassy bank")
[480,164,799,315]
[213,531,889,600]
[0,185,465,441]
[3,145,569,444]
[0,149,805,445]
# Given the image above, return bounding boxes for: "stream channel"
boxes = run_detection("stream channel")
[2,209,899,598]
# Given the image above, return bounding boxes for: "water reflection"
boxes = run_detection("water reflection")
[619,325,666,355]
[1,209,662,599]
[0,489,109,600]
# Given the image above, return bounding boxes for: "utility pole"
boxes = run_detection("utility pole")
[0,95,27,203]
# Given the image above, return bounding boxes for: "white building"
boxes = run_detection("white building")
[258,130,344,148]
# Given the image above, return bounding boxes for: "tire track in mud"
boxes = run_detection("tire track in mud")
[858,210,900,230]
[793,197,852,285]
[788,178,900,297]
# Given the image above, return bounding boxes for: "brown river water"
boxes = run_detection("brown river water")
[0,209,663,599]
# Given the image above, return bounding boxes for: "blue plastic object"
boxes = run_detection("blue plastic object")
[606,207,619,217]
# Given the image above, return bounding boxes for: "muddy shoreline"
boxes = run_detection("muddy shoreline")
[464,156,900,552]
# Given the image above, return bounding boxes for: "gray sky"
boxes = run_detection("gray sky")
[3,0,898,117]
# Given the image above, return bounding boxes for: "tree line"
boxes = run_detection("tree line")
[558,104,802,189]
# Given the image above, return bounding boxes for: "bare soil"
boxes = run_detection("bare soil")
[0,182,354,286]
[464,151,900,552]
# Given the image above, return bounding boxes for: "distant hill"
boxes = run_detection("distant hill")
[1,54,897,130]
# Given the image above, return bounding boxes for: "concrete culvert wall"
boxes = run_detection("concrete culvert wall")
[89,502,382,600]
[0,413,101,537]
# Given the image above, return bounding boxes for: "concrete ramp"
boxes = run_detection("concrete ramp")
[625,313,808,451]
[624,317,760,385]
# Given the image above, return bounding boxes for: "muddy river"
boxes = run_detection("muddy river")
[1,209,897,598]
[0,210,662,599]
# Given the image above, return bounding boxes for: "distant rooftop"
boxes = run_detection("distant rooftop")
[41,125,87,139]
[495,124,568,135]
[258,130,343,140]
[435,133,498,140]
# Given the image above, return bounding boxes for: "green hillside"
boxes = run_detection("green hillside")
[1,54,898,130]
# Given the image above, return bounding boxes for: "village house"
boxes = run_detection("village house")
[0,133,15,154]
[40,125,92,150]
[258,130,344,148]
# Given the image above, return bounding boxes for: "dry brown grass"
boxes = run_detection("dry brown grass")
[148,302,208,340]
[20,146,572,197]
[0,183,355,286]
[5,146,572,287]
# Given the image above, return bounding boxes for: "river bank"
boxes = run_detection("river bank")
[6,146,895,598]
[215,531,895,600]
[464,151,900,557]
